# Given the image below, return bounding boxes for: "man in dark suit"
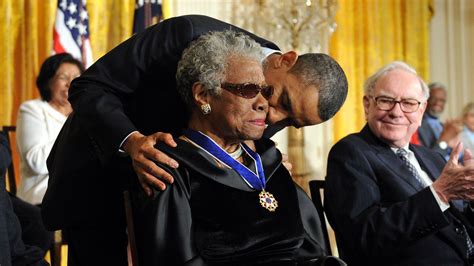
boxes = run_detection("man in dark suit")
[325,61,474,265]
[418,82,462,159]
[42,15,348,265]
[0,132,47,266]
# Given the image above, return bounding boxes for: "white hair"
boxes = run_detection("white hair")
[363,61,430,100]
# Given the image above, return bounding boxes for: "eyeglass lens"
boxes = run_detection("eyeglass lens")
[222,83,273,99]
[375,97,420,112]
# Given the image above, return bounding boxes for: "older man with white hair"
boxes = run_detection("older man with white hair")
[325,61,474,265]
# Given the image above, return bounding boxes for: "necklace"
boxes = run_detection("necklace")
[228,145,243,159]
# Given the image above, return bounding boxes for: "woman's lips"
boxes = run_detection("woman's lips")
[249,119,266,126]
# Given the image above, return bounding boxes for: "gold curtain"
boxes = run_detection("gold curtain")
[330,0,433,142]
[0,0,136,127]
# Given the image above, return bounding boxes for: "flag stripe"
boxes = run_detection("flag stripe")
[53,0,93,68]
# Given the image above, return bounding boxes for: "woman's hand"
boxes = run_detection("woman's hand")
[122,132,179,196]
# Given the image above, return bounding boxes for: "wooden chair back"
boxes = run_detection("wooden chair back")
[124,190,139,266]
[3,126,18,195]
[309,180,332,255]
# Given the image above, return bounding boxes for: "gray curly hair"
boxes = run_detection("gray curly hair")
[176,30,264,109]
[364,61,430,100]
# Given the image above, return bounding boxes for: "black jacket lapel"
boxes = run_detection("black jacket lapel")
[360,125,424,192]
[410,145,442,182]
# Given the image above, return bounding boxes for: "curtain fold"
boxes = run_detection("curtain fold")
[0,0,135,127]
[330,0,433,142]
[0,0,433,138]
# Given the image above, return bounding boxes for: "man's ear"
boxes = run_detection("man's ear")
[192,82,210,106]
[363,95,370,120]
[278,51,298,69]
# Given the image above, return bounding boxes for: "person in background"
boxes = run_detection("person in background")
[0,132,48,266]
[16,53,83,205]
[134,29,344,266]
[418,82,463,159]
[460,102,474,152]
[325,61,474,265]
[14,53,83,255]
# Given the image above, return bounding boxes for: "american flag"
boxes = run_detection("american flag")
[53,0,93,68]
[133,0,162,33]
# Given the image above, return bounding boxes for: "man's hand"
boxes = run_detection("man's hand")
[432,142,474,203]
[122,132,179,195]
[464,148,474,167]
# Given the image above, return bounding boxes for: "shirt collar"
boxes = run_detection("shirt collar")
[391,144,411,155]
[262,47,282,62]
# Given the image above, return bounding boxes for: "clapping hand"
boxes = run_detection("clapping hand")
[433,142,474,202]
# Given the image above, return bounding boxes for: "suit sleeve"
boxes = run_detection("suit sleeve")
[324,138,450,258]
[68,16,196,161]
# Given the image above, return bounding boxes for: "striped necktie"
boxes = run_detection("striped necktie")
[396,149,474,257]
[396,148,425,189]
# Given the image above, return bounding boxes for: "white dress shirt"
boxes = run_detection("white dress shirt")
[391,145,450,212]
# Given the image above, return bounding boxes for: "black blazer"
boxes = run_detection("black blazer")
[418,113,450,157]
[324,124,473,265]
[42,15,279,230]
[134,138,330,265]
[418,114,440,148]
[0,133,47,265]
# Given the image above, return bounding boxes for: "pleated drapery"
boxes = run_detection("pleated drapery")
[1,0,433,143]
[0,0,136,127]
[330,0,433,142]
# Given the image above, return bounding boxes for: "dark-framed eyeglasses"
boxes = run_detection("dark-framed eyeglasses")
[221,83,274,100]
[370,96,422,113]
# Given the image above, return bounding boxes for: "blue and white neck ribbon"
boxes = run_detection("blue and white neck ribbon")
[184,129,266,190]
[183,129,278,212]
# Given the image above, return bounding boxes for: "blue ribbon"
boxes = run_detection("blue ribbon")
[184,129,266,190]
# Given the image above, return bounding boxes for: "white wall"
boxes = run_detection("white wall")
[430,0,474,120]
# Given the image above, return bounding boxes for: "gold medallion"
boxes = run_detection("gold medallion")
[259,190,278,211]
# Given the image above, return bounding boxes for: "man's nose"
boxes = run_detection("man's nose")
[389,102,405,116]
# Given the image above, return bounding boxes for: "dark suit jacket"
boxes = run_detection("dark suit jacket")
[418,113,450,157]
[324,124,474,265]
[42,15,279,230]
[0,133,47,266]
[134,138,330,265]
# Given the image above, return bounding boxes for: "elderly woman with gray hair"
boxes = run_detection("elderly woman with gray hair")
[133,30,343,266]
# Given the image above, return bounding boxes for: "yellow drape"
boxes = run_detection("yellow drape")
[0,0,136,127]
[330,0,433,142]
[0,1,55,127]
[0,0,433,137]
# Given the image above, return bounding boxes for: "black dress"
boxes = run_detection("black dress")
[133,138,331,266]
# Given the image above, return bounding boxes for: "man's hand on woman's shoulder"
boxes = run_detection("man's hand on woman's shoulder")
[122,131,179,195]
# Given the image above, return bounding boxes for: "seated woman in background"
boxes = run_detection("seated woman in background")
[461,102,474,152]
[133,30,343,266]
[16,53,83,205]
